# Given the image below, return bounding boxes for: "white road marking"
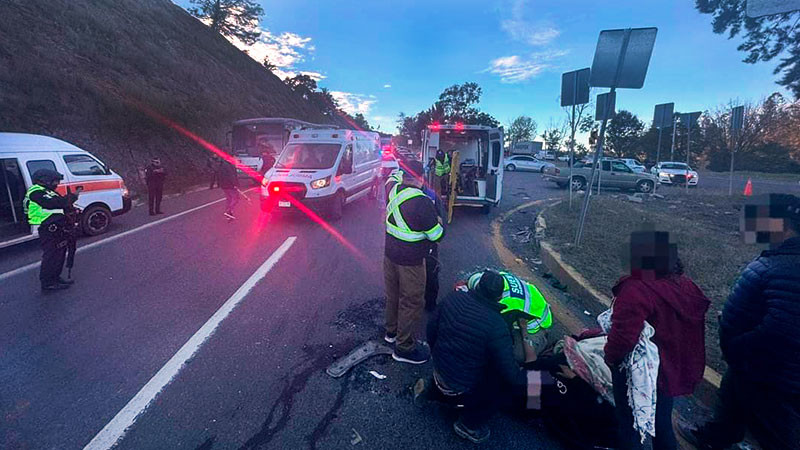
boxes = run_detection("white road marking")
[83,236,296,450]
[0,189,256,282]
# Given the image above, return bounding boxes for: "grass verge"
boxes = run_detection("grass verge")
[540,191,766,373]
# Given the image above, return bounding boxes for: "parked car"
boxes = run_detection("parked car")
[543,159,657,193]
[536,150,556,161]
[505,155,555,173]
[619,158,647,173]
[650,161,699,186]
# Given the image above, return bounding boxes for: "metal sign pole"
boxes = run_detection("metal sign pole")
[728,129,736,196]
[728,105,745,196]
[685,120,691,193]
[569,102,576,208]
[670,115,677,160]
[654,126,663,194]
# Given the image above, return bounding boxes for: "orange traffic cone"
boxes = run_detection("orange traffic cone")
[744,178,753,196]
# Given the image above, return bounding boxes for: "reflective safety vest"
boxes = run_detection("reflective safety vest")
[468,271,553,334]
[24,184,64,226]
[385,183,444,242]
[386,169,403,187]
[435,155,450,177]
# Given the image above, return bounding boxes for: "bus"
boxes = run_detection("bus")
[229,118,333,181]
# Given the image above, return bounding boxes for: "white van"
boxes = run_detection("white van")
[0,133,131,249]
[260,129,381,219]
[421,124,504,213]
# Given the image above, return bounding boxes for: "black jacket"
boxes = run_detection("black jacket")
[217,162,240,190]
[384,182,444,266]
[144,164,167,187]
[427,290,527,393]
[720,236,800,394]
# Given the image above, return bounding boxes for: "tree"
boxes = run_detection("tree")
[605,110,644,157]
[438,82,482,121]
[189,0,265,46]
[284,74,318,99]
[507,116,537,148]
[541,126,563,153]
[352,113,371,130]
[262,56,276,71]
[696,0,800,97]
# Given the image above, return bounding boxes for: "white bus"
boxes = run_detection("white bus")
[229,117,333,181]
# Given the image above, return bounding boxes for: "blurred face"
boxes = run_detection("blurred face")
[625,230,676,280]
[740,199,790,246]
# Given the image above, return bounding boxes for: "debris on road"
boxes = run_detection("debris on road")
[351,429,363,445]
[626,195,644,203]
[584,310,592,316]
[368,370,387,380]
[530,258,543,265]
[326,341,393,378]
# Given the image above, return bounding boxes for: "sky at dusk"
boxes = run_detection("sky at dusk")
[174,0,787,136]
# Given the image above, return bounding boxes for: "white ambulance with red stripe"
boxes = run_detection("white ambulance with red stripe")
[1,133,131,249]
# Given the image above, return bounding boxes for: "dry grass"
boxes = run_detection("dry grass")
[542,192,762,372]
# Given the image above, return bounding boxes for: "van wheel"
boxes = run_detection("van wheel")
[81,205,112,236]
[329,191,344,221]
[367,178,378,201]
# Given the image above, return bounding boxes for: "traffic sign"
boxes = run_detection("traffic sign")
[747,0,800,17]
[595,92,616,121]
[731,105,745,130]
[561,68,591,107]
[653,102,674,129]
[590,27,658,89]
[681,111,702,129]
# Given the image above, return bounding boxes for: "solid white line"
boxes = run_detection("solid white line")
[0,189,256,282]
[83,236,296,450]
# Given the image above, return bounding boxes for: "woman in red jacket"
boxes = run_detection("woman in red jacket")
[604,230,710,450]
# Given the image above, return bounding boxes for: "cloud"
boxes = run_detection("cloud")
[383,84,392,88]
[501,0,560,46]
[330,91,377,116]
[484,50,568,83]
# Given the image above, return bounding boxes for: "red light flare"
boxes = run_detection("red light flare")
[454,122,464,131]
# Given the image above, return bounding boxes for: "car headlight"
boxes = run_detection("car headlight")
[659,172,669,178]
[310,176,331,189]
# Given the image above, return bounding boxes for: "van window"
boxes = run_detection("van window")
[492,142,501,167]
[338,144,354,175]
[611,161,632,173]
[275,143,340,169]
[354,141,371,165]
[26,160,57,177]
[64,154,109,176]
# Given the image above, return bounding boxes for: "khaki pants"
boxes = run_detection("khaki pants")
[384,256,426,353]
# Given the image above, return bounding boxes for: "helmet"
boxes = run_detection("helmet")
[32,169,64,187]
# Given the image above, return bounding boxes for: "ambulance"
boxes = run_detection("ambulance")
[0,133,131,249]
[261,129,381,220]
[421,123,505,214]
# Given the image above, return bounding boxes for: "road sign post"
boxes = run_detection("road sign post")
[681,111,701,193]
[652,102,674,194]
[670,115,677,160]
[561,68,591,208]
[729,105,745,195]
[575,27,657,246]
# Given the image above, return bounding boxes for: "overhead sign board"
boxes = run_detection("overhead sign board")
[561,68,591,107]
[653,102,674,129]
[590,27,658,89]
[681,111,702,129]
[731,106,745,130]
[747,0,800,17]
[595,92,616,121]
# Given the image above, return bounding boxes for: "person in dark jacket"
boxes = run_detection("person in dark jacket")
[421,269,548,443]
[421,183,445,311]
[384,160,445,364]
[605,230,710,450]
[217,158,240,220]
[206,156,219,189]
[680,194,800,450]
[144,158,166,215]
[23,169,79,290]
[259,146,277,180]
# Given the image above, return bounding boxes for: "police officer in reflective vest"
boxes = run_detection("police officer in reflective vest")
[24,169,78,291]
[384,160,445,364]
[468,270,553,361]
[433,150,450,197]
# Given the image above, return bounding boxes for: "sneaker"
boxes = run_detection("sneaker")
[384,332,397,344]
[453,418,490,444]
[156,211,164,215]
[224,212,236,220]
[57,277,75,285]
[392,344,430,365]
[676,419,713,450]
[42,282,71,291]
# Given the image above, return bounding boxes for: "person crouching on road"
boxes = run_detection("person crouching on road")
[679,194,800,450]
[144,157,167,215]
[218,157,241,220]
[422,270,549,443]
[24,169,79,291]
[466,270,553,362]
[384,160,445,364]
[604,230,710,450]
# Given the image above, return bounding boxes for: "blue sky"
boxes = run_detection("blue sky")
[175,0,786,135]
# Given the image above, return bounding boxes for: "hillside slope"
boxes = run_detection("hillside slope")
[0,0,342,193]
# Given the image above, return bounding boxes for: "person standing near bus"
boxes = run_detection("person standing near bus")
[218,158,240,220]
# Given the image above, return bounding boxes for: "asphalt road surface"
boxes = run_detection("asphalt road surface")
[1,174,572,450]
[697,170,800,195]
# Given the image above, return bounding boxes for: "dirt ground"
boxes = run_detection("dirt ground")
[537,190,768,373]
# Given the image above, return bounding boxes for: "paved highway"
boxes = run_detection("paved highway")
[1,173,571,450]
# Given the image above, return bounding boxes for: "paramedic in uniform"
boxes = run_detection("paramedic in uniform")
[383,160,445,364]
[23,169,78,291]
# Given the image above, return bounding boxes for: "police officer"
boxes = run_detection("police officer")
[24,169,78,291]
[384,160,445,364]
[467,270,553,361]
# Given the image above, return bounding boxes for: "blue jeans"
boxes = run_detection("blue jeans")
[223,189,239,214]
[612,366,677,450]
